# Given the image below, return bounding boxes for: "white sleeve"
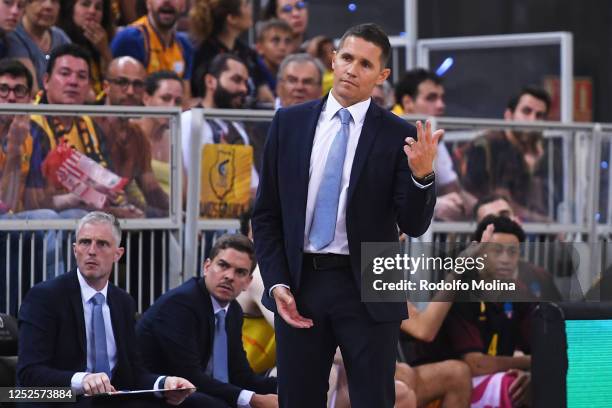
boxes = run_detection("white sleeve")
[434,142,458,187]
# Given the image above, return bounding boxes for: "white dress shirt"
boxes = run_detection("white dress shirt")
[70,270,118,394]
[209,296,255,408]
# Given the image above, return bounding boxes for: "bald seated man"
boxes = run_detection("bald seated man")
[103,56,147,106]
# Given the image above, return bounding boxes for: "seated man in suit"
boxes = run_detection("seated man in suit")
[137,234,278,408]
[17,211,195,406]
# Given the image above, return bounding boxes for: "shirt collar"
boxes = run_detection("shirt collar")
[210,295,230,315]
[325,90,371,126]
[77,268,109,304]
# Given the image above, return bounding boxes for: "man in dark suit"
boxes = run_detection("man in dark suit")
[17,211,194,406]
[252,23,442,407]
[136,234,278,408]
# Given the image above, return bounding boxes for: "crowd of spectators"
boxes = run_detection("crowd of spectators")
[0,3,575,406]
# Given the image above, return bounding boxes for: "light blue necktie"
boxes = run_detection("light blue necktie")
[91,293,111,377]
[309,108,352,250]
[212,309,229,383]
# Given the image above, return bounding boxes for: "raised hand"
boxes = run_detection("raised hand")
[403,120,444,178]
[272,286,313,329]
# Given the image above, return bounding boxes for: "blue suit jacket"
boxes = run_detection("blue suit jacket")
[252,97,436,322]
[17,271,158,390]
[136,277,277,407]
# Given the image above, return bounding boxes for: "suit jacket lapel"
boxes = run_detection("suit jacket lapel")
[198,278,216,358]
[69,272,87,359]
[347,103,382,203]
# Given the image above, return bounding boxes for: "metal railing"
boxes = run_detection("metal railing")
[3,105,612,314]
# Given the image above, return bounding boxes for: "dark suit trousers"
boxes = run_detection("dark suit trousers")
[275,256,400,408]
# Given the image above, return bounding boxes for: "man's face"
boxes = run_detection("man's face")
[73,222,124,288]
[404,80,445,116]
[144,79,183,107]
[44,55,90,104]
[24,0,60,29]
[0,74,30,104]
[203,248,253,305]
[208,60,249,109]
[506,94,548,122]
[0,0,25,32]
[483,232,520,281]
[256,28,292,68]
[332,36,390,107]
[147,0,184,30]
[277,61,321,107]
[104,60,146,106]
[476,199,514,223]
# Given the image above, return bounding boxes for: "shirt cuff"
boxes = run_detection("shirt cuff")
[238,389,255,408]
[70,372,88,395]
[268,283,290,298]
[411,175,433,189]
[154,376,166,398]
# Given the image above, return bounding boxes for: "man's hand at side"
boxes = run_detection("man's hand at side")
[272,286,313,329]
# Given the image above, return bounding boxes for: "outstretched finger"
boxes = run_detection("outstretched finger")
[415,120,423,143]
[431,129,444,146]
[424,120,433,144]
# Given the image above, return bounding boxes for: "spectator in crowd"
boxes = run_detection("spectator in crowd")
[305,35,333,94]
[111,0,139,26]
[247,52,322,172]
[133,70,184,195]
[57,0,115,99]
[0,58,64,314]
[0,0,26,59]
[459,86,553,221]
[17,211,195,404]
[6,0,71,88]
[181,54,259,194]
[111,0,192,84]
[371,80,393,110]
[24,44,139,219]
[262,0,308,53]
[254,19,292,98]
[189,0,273,104]
[136,233,278,408]
[474,193,516,223]
[394,68,477,221]
[97,56,170,217]
[275,52,323,109]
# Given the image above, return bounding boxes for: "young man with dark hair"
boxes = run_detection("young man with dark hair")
[181,53,259,200]
[394,68,477,221]
[253,23,441,407]
[460,85,554,221]
[136,234,278,408]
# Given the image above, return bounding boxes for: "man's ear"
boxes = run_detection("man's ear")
[114,247,125,262]
[42,73,50,92]
[376,67,390,85]
[204,74,217,93]
[401,94,415,113]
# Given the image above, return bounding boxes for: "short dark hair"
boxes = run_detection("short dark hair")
[506,86,551,115]
[473,193,511,220]
[473,215,525,243]
[145,70,182,95]
[208,234,257,273]
[46,43,92,77]
[0,59,33,92]
[256,18,292,43]
[338,23,390,67]
[394,68,442,105]
[207,53,246,79]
